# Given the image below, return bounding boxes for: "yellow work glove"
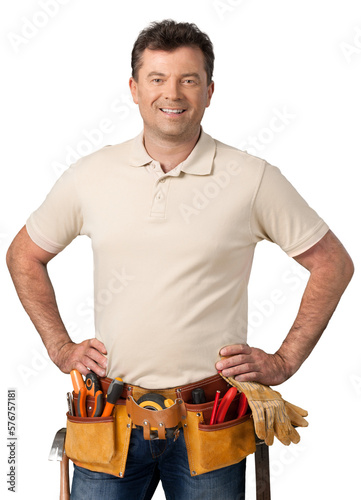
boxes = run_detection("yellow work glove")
[219,373,308,446]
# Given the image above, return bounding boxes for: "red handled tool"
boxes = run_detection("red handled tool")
[85,373,104,417]
[237,392,248,418]
[101,378,124,417]
[215,387,238,424]
[209,390,221,425]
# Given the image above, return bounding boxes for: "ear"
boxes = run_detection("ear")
[206,81,215,108]
[129,77,139,105]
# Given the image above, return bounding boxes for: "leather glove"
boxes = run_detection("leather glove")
[219,373,308,446]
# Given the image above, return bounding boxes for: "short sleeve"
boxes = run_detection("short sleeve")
[26,163,83,254]
[250,162,329,257]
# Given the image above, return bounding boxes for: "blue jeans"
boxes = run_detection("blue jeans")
[71,427,246,500]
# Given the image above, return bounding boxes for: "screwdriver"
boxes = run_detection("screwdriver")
[101,378,124,417]
[191,388,206,404]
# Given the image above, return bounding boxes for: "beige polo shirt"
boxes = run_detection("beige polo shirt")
[26,129,329,388]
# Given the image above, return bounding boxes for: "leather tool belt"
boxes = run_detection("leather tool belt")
[64,374,256,478]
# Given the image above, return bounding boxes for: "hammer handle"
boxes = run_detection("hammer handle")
[60,449,70,500]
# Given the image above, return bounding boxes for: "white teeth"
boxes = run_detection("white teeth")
[160,108,185,114]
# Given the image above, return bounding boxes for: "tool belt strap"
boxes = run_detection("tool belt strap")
[99,373,226,403]
[126,396,187,440]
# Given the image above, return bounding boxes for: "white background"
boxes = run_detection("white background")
[1,1,360,498]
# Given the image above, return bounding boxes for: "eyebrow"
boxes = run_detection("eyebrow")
[146,71,201,79]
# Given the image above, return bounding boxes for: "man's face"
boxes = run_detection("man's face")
[129,46,214,142]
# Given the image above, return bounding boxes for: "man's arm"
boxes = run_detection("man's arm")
[6,225,107,377]
[216,230,354,385]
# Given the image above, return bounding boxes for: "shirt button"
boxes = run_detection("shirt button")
[156,192,162,200]
[160,178,166,183]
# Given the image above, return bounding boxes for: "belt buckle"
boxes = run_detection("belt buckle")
[138,425,180,441]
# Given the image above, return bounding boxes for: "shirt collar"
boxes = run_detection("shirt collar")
[129,127,215,176]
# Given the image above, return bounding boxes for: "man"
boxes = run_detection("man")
[7,19,353,500]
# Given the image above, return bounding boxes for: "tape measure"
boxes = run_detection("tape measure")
[136,393,174,434]
[136,393,174,411]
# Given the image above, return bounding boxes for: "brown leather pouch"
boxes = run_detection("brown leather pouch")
[126,395,187,440]
[182,392,256,476]
[64,393,132,478]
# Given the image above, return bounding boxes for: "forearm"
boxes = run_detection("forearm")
[7,252,72,362]
[276,248,354,378]
[7,226,107,375]
[217,231,354,385]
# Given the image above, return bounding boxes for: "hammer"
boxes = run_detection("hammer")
[48,428,70,500]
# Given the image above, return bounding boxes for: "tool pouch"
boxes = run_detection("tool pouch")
[126,395,187,440]
[64,393,132,477]
[183,392,256,476]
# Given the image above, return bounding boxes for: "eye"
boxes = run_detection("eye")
[183,79,195,84]
[151,78,163,84]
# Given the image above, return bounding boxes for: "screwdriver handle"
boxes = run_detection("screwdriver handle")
[191,388,206,404]
[101,378,124,417]
[107,378,124,404]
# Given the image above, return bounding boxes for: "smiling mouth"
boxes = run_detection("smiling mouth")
[160,108,186,115]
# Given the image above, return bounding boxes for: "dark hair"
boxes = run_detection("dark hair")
[131,19,214,85]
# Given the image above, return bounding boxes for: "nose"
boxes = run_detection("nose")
[164,77,183,101]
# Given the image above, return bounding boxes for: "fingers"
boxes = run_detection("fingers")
[216,345,256,376]
[250,401,266,441]
[264,402,275,446]
[57,338,108,376]
[89,338,107,354]
[284,401,309,428]
[284,400,308,417]
[219,344,252,357]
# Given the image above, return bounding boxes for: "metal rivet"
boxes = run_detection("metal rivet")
[184,423,187,428]
[159,422,164,427]
[119,472,123,477]
[127,423,130,428]
[192,471,197,475]
[196,413,201,417]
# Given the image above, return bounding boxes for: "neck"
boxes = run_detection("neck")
[143,127,201,173]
